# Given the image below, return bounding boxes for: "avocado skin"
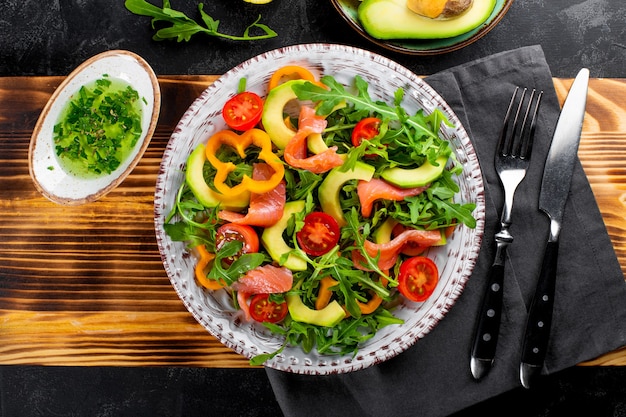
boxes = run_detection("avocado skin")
[358,0,497,40]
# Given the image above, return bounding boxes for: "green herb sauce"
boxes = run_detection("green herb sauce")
[53,76,143,178]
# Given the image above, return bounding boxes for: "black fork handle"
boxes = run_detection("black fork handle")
[470,259,505,378]
[470,227,511,380]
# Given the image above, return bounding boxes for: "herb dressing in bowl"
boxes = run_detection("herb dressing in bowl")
[29,50,160,205]
[53,76,144,178]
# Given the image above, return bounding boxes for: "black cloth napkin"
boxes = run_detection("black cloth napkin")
[266,45,626,417]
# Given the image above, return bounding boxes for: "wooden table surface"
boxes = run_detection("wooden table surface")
[1,76,625,368]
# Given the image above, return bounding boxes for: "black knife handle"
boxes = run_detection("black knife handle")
[471,262,505,364]
[520,240,559,370]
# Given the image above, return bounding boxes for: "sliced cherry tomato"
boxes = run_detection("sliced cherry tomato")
[397,256,439,302]
[296,212,340,257]
[215,223,259,265]
[222,92,264,131]
[351,117,381,147]
[249,294,289,323]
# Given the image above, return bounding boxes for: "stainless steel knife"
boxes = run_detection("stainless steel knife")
[519,68,590,389]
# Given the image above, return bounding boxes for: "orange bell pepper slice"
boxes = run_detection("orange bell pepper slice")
[194,244,226,290]
[205,128,285,197]
[268,65,326,90]
[356,276,388,315]
[315,276,339,310]
[315,275,388,315]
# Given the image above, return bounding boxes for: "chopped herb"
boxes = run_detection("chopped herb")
[53,78,143,177]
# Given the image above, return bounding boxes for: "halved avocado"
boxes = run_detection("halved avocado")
[381,155,448,188]
[261,200,308,271]
[185,144,250,210]
[286,293,346,327]
[358,0,497,40]
[318,161,376,227]
[261,80,305,149]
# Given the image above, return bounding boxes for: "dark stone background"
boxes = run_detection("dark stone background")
[2,0,625,78]
[1,1,626,416]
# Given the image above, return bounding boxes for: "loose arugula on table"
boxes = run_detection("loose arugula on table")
[125,0,277,42]
[164,73,477,364]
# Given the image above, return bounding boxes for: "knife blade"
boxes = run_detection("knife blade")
[519,68,589,389]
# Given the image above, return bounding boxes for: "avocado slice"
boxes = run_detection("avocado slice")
[358,0,497,40]
[261,200,308,271]
[286,293,346,327]
[185,144,250,210]
[261,80,306,149]
[373,217,398,244]
[318,161,376,227]
[380,155,448,188]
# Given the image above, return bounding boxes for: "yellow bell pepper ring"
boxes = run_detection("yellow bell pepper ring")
[205,128,285,197]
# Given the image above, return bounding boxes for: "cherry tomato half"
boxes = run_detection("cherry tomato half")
[397,256,439,302]
[215,223,260,265]
[351,117,381,147]
[249,294,289,323]
[222,92,264,131]
[296,212,340,257]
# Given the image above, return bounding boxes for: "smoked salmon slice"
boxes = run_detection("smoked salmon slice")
[283,106,344,173]
[352,228,442,271]
[232,264,294,320]
[357,178,429,217]
[218,163,286,227]
[233,264,294,294]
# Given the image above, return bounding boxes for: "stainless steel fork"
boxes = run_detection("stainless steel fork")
[470,87,543,380]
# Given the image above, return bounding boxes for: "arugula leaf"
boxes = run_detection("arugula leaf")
[125,0,277,42]
[294,75,442,143]
[207,240,266,285]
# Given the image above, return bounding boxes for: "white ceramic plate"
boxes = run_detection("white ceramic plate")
[29,50,161,205]
[154,43,485,374]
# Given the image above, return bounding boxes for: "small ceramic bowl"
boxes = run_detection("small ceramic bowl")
[29,50,161,205]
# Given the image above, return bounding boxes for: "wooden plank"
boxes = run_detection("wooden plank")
[0,76,624,367]
[0,76,252,368]
[560,77,626,366]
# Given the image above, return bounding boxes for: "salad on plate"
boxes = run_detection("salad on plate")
[162,63,477,365]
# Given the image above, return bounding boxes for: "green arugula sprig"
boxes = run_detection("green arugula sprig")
[250,307,403,365]
[163,182,216,248]
[208,241,266,286]
[125,0,277,42]
[293,75,451,156]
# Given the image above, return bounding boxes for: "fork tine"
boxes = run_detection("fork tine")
[498,87,530,156]
[517,90,543,159]
[496,87,521,156]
